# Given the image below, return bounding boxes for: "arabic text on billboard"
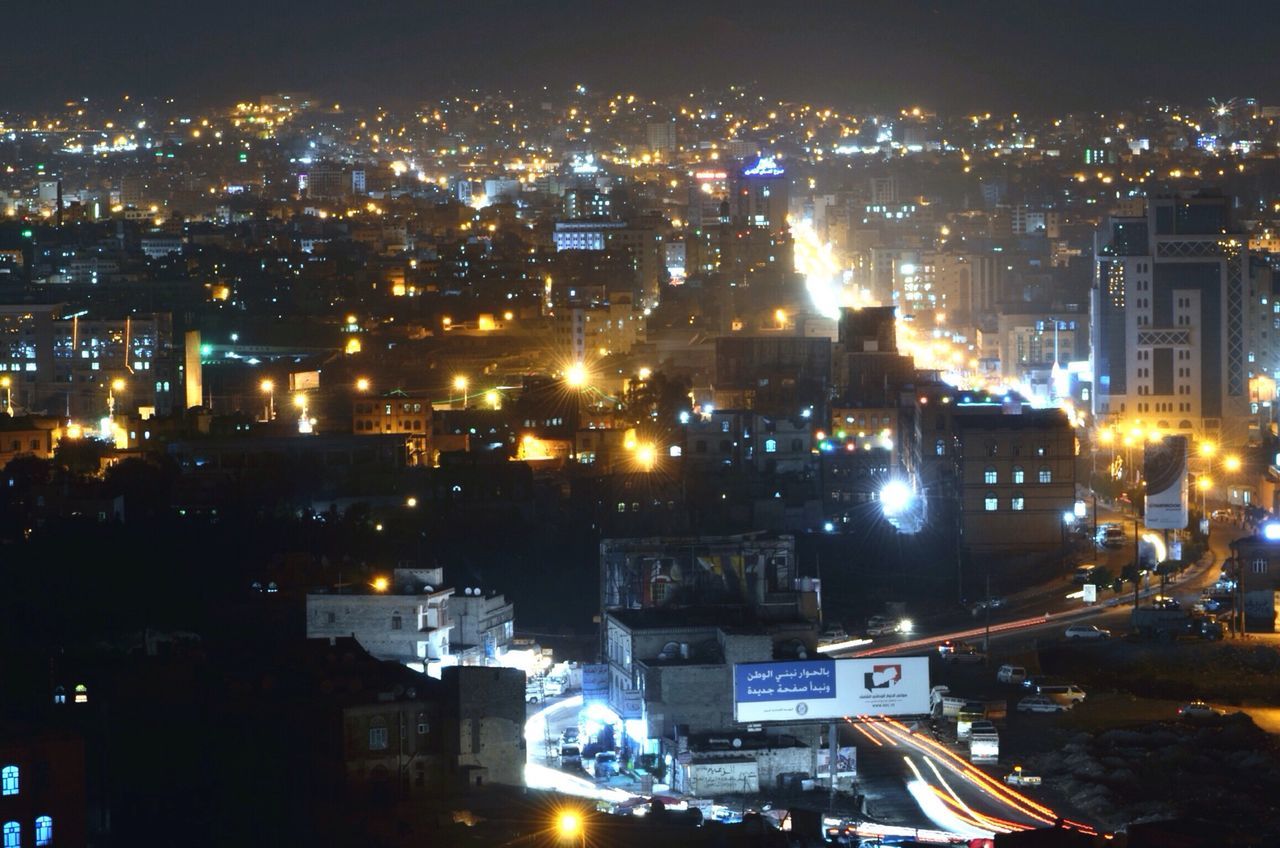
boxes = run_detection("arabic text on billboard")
[733,658,930,722]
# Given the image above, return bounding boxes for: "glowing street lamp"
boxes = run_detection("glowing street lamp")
[453,375,468,408]
[1199,441,1216,458]
[879,480,914,519]
[260,379,275,421]
[0,375,10,416]
[1197,475,1212,513]
[356,377,371,393]
[564,362,588,388]
[635,443,657,472]
[371,576,389,592]
[107,378,126,418]
[556,810,585,847]
[1224,455,1242,473]
[484,389,500,409]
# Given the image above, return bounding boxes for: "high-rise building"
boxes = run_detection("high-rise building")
[1092,193,1252,443]
[645,120,676,158]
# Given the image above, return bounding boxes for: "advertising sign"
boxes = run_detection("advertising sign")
[732,657,930,722]
[582,664,609,705]
[1144,435,1188,530]
[1082,584,1097,604]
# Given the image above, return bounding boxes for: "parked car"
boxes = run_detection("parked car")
[1211,508,1234,523]
[1022,674,1059,690]
[560,727,580,746]
[970,596,1008,616]
[1064,624,1111,640]
[1152,596,1181,610]
[1017,695,1069,713]
[946,645,986,664]
[1178,701,1225,720]
[559,744,582,765]
[592,751,619,779]
[1038,684,1087,705]
[820,624,849,644]
[997,664,1028,685]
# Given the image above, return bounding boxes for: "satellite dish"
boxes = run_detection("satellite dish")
[657,641,681,660]
[732,738,742,748]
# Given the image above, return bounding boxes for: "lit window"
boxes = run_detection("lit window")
[764,438,777,454]
[983,466,998,485]
[2,822,16,848]
[74,684,88,704]
[369,719,389,751]
[1012,494,1025,511]
[1039,467,1052,484]
[0,767,15,796]
[35,816,51,847]
[984,493,998,512]
[935,439,945,456]
[1012,466,1024,484]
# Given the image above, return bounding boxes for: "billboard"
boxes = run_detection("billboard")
[1144,435,1188,530]
[732,657,930,722]
[582,664,609,705]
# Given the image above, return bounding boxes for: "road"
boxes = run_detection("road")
[826,516,1249,836]
[523,695,635,803]
[519,519,1255,838]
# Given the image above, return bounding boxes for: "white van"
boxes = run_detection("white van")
[996,664,1027,685]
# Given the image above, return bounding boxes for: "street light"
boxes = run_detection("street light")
[1224,454,1242,473]
[1199,441,1216,458]
[1198,476,1212,514]
[453,375,468,408]
[107,378,126,418]
[564,363,587,388]
[635,442,656,472]
[0,375,10,416]
[879,480,913,518]
[260,379,275,421]
[484,389,500,409]
[556,810,585,847]
[356,377,371,393]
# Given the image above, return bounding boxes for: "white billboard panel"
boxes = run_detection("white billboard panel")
[1144,435,1188,530]
[733,657,930,723]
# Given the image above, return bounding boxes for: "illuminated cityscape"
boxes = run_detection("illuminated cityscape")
[3,3,1280,847]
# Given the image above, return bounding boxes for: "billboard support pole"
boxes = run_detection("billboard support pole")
[828,722,837,812]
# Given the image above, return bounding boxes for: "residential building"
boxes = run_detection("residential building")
[954,406,1077,552]
[306,568,454,673]
[0,726,86,848]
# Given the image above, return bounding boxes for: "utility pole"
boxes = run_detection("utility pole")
[1133,515,1141,608]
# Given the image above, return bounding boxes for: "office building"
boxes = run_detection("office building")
[1092,193,1252,442]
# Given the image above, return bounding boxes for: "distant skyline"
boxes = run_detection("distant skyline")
[5,0,1279,112]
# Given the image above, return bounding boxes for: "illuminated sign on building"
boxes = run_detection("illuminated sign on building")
[742,156,784,177]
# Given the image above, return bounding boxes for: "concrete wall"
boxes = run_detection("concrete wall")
[306,594,449,663]
[445,666,525,788]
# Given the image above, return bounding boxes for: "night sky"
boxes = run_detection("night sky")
[6,0,1279,111]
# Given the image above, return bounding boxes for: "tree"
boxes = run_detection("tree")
[1120,563,1143,605]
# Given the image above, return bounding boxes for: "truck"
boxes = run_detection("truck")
[931,687,1007,721]
[969,730,1000,764]
[1131,607,1224,641]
